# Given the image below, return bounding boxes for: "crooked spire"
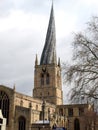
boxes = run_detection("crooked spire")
[40,3,57,65]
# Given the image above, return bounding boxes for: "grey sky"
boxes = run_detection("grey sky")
[0,0,98,103]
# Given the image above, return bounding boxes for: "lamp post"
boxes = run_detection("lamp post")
[65,116,69,130]
[64,115,69,130]
[42,100,45,125]
[48,109,50,124]
[64,114,66,128]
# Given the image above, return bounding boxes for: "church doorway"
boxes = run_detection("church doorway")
[74,118,80,130]
[18,116,26,130]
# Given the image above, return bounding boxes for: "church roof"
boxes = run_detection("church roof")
[40,4,57,65]
[35,120,49,124]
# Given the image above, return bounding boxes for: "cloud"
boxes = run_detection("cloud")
[0,10,42,91]
[79,0,98,6]
[0,0,98,102]
[0,9,47,32]
[56,10,78,39]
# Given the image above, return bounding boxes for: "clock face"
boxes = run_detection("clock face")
[42,67,46,73]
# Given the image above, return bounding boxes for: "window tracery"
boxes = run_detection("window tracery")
[0,91,9,125]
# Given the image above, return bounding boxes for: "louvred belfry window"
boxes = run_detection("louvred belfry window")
[0,91,9,125]
[46,73,50,84]
[41,74,44,85]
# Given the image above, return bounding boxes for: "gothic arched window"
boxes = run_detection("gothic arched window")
[46,73,50,84]
[0,91,9,125]
[41,74,44,85]
[74,118,80,130]
[18,116,26,130]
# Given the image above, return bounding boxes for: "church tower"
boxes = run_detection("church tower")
[33,4,63,105]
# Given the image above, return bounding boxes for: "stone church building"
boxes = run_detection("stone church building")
[0,3,96,130]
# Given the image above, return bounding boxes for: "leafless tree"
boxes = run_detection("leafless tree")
[63,16,98,103]
[81,108,97,130]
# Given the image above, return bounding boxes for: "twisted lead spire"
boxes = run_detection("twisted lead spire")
[40,3,57,65]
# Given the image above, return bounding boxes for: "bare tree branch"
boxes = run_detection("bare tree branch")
[63,16,98,103]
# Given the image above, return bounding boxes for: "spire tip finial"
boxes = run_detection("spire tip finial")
[35,54,38,65]
[52,0,53,4]
[52,0,54,6]
[13,84,16,91]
